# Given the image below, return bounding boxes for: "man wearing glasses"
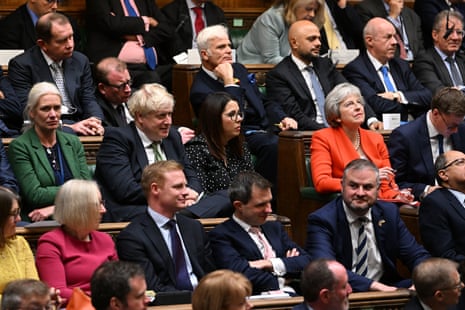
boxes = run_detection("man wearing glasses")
[420,150,465,308]
[0,0,82,51]
[413,10,465,95]
[388,87,465,201]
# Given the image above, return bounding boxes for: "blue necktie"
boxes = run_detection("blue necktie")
[167,220,193,291]
[123,0,157,70]
[437,134,444,155]
[307,66,328,126]
[380,66,396,92]
[355,217,368,277]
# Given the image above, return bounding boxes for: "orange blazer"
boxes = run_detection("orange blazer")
[310,127,399,199]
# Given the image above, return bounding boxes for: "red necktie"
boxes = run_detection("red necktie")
[394,33,407,60]
[192,7,205,35]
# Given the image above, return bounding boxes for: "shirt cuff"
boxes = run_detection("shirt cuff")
[270,258,286,276]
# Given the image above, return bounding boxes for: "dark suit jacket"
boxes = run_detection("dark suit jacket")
[265,55,378,130]
[95,92,128,127]
[356,0,424,59]
[7,128,91,214]
[190,63,286,131]
[306,196,430,292]
[0,76,23,136]
[0,4,82,51]
[8,45,103,121]
[326,0,364,49]
[161,0,226,59]
[85,0,173,65]
[291,303,308,310]
[414,0,465,50]
[116,211,215,292]
[404,296,425,310]
[0,139,18,194]
[95,123,202,221]
[413,48,465,94]
[209,218,311,294]
[388,114,465,199]
[420,188,465,263]
[342,51,431,121]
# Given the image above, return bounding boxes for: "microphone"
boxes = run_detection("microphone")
[444,10,454,39]
[175,14,189,33]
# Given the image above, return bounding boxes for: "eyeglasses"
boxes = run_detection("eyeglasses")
[9,208,21,217]
[105,79,133,91]
[440,157,465,170]
[46,0,61,3]
[439,112,462,131]
[224,110,244,122]
[447,29,465,38]
[439,281,464,291]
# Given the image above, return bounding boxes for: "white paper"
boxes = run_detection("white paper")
[382,113,401,130]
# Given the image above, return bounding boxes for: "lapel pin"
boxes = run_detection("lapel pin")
[378,219,386,227]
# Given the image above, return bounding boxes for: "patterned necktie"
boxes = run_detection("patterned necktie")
[437,134,444,155]
[192,7,205,35]
[249,226,275,259]
[394,32,407,60]
[355,217,368,276]
[166,220,193,291]
[50,62,73,113]
[152,141,163,162]
[306,66,328,126]
[380,66,396,92]
[446,56,463,86]
[123,0,157,70]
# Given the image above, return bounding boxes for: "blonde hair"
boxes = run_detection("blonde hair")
[192,270,252,310]
[54,180,101,231]
[284,0,324,27]
[24,82,62,123]
[141,160,184,198]
[127,83,174,118]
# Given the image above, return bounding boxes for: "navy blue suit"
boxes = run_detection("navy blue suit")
[420,189,465,263]
[291,303,308,310]
[116,211,216,292]
[388,114,465,200]
[209,219,311,294]
[0,76,23,136]
[343,51,431,121]
[306,196,430,292]
[190,63,281,191]
[8,46,103,123]
[0,139,19,194]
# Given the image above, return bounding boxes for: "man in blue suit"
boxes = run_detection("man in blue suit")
[292,259,352,310]
[388,87,465,201]
[8,12,104,136]
[209,171,310,294]
[190,25,298,201]
[343,17,431,122]
[306,159,430,292]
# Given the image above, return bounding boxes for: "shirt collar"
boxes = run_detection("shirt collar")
[187,0,205,9]
[147,207,177,229]
[367,51,387,71]
[201,65,220,81]
[135,125,161,148]
[232,214,253,232]
[41,49,63,67]
[434,46,455,61]
[426,110,441,138]
[342,200,373,225]
[291,54,311,72]
[26,4,40,26]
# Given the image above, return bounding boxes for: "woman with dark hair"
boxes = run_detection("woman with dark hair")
[186,92,253,199]
[0,187,38,297]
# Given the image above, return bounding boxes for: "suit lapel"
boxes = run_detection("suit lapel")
[20,5,36,46]
[417,117,435,177]
[432,49,454,85]
[130,124,149,169]
[56,132,79,178]
[336,200,354,269]
[445,190,465,222]
[372,205,389,264]
[229,219,264,258]
[28,130,56,182]
[62,58,76,105]
[362,53,385,92]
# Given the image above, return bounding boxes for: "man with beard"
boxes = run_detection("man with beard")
[305,159,430,292]
[266,20,382,130]
[293,259,352,310]
[343,17,431,122]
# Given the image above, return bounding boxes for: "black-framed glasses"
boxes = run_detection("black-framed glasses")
[105,79,133,91]
[439,112,462,131]
[9,208,21,217]
[440,157,465,170]
[224,110,244,122]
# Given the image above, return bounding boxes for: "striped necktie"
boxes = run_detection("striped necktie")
[355,217,368,276]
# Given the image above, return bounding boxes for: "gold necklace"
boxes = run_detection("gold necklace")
[353,131,360,150]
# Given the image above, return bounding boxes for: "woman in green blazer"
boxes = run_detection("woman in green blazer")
[8,82,91,222]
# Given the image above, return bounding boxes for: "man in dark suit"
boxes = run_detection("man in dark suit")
[266,20,382,130]
[8,12,104,136]
[0,0,82,51]
[190,25,297,199]
[96,83,230,221]
[161,0,226,61]
[209,171,310,294]
[116,160,216,304]
[388,87,465,201]
[293,259,352,310]
[0,75,23,137]
[94,57,133,127]
[356,0,424,60]
[85,0,172,89]
[413,10,465,95]
[306,159,430,292]
[343,17,431,122]
[404,258,462,310]
[414,0,465,50]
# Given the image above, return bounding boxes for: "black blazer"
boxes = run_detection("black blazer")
[116,211,216,292]
[161,0,226,59]
[95,92,128,127]
[95,123,202,221]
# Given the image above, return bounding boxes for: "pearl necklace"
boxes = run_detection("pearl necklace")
[353,131,360,150]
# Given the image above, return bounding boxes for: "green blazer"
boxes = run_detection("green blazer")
[8,128,91,214]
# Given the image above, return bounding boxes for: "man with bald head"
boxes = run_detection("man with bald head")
[343,17,431,122]
[266,20,381,130]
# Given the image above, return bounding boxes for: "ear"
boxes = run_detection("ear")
[37,39,46,51]
[289,37,298,50]
[200,49,209,61]
[438,169,448,182]
[365,35,373,48]
[432,29,439,43]
[232,200,243,211]
[151,182,160,196]
[109,297,123,310]
[434,290,445,302]
[97,82,106,95]
[319,288,331,304]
